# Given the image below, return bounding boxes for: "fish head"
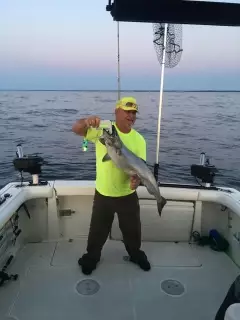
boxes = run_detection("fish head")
[101,125,122,150]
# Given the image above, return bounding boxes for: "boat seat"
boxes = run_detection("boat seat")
[224,304,240,320]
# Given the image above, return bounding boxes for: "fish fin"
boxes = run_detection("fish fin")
[102,153,111,162]
[157,197,167,217]
[116,149,122,156]
[99,137,106,145]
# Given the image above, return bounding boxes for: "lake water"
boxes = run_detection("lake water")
[0,91,240,190]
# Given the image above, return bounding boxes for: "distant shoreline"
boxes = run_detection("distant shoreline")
[0,89,240,93]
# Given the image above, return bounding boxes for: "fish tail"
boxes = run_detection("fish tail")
[157,196,167,216]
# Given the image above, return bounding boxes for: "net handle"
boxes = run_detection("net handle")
[154,23,168,181]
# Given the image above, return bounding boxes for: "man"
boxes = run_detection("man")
[72,96,151,275]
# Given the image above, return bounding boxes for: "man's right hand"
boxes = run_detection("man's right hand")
[72,116,101,136]
[84,116,101,128]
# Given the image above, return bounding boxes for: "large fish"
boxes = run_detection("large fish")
[99,125,167,216]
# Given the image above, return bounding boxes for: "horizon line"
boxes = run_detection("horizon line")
[0,89,240,93]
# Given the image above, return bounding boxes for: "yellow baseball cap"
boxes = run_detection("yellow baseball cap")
[116,96,138,112]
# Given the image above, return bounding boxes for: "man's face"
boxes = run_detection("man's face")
[115,108,137,130]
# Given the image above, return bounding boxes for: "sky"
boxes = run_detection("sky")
[0,0,240,91]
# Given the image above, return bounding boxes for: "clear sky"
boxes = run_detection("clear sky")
[0,0,240,90]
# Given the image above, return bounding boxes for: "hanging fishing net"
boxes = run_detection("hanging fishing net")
[153,23,183,68]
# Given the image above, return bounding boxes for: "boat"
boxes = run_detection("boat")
[1,1,240,319]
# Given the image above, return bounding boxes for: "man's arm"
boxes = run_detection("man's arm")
[138,136,147,162]
[72,116,101,137]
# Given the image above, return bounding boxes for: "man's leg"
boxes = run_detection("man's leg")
[78,190,115,275]
[116,192,151,271]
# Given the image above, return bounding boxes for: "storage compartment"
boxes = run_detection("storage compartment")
[111,200,195,242]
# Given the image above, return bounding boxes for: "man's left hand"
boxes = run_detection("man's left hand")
[130,175,141,190]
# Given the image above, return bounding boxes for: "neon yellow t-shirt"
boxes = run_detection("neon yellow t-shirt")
[85,123,146,197]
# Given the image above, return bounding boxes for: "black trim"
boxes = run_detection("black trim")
[159,182,219,191]
[107,0,240,27]
[15,180,48,188]
[140,181,218,190]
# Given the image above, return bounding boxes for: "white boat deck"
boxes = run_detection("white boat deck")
[1,239,239,320]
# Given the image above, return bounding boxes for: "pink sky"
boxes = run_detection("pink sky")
[0,0,240,90]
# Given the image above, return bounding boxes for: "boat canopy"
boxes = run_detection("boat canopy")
[106,0,240,27]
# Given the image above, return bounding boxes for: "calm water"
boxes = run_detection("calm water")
[0,91,240,190]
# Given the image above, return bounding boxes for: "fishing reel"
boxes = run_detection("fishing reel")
[191,152,218,187]
[13,144,47,186]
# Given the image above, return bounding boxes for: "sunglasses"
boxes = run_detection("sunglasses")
[122,102,138,111]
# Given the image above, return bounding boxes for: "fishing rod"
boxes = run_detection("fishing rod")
[82,22,120,152]
[117,21,121,101]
